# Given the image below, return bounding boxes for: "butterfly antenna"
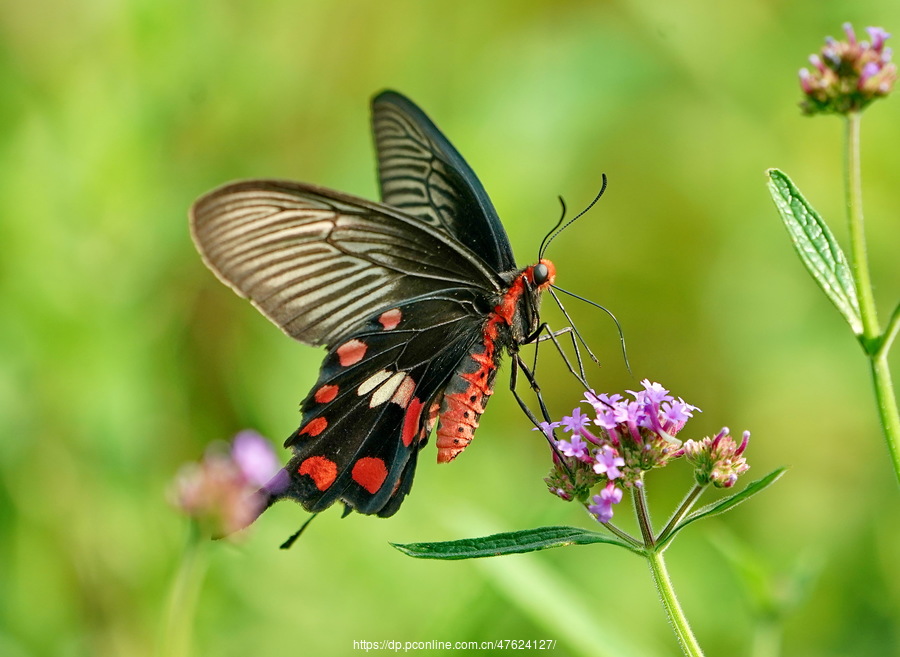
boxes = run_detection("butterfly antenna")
[551,284,632,375]
[279,512,319,549]
[537,197,567,261]
[539,174,608,260]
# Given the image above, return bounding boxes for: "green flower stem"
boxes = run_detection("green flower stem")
[632,480,655,547]
[646,549,706,657]
[584,504,642,548]
[844,111,900,483]
[870,354,900,479]
[880,302,900,357]
[844,111,879,340]
[158,523,209,657]
[657,484,706,544]
[630,485,704,656]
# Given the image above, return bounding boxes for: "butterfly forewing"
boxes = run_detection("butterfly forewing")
[190,180,503,347]
[372,91,516,273]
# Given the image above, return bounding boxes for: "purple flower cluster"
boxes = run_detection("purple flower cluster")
[541,380,699,523]
[799,23,896,115]
[173,430,286,537]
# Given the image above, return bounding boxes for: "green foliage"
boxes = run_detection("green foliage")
[657,468,786,549]
[393,525,641,559]
[766,169,863,334]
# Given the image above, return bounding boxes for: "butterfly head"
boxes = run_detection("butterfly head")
[528,258,556,291]
[501,258,556,344]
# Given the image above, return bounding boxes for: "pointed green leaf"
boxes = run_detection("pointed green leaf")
[766,169,862,334]
[392,525,641,560]
[658,468,786,548]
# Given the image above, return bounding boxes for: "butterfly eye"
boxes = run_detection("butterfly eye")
[532,263,550,286]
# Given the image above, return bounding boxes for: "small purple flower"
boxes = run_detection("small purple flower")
[585,390,622,418]
[588,482,624,523]
[592,445,625,479]
[593,404,620,432]
[232,430,281,487]
[557,434,590,461]
[173,430,281,537]
[867,27,890,52]
[532,420,561,439]
[631,379,672,405]
[561,407,591,434]
[660,398,699,435]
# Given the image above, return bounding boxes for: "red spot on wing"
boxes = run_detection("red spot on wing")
[337,339,367,366]
[352,457,388,494]
[298,456,337,491]
[401,397,425,447]
[378,308,402,330]
[299,417,328,436]
[314,384,339,404]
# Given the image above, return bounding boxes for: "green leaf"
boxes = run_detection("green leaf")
[658,468,786,549]
[392,525,641,560]
[766,169,863,335]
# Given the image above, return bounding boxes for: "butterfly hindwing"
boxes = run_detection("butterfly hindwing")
[283,291,488,516]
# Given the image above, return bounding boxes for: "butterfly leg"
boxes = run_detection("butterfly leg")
[509,352,554,429]
[524,323,584,386]
[279,512,320,549]
[528,324,593,390]
[509,353,575,478]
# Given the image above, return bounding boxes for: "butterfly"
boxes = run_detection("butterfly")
[190,91,556,519]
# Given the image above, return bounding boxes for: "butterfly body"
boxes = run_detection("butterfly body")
[191,92,554,518]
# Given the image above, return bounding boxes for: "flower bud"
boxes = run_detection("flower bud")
[682,428,750,488]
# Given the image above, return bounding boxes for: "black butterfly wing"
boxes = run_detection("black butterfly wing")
[372,91,517,273]
[282,290,488,516]
[190,181,505,516]
[190,179,504,347]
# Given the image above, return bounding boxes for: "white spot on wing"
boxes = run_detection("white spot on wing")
[357,370,392,396]
[370,371,408,408]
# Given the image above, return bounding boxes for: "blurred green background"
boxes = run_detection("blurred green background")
[3,1,900,655]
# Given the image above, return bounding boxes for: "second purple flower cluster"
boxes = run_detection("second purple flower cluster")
[541,380,749,524]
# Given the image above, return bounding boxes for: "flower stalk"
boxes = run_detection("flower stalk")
[539,381,755,656]
[781,23,900,483]
[157,523,209,657]
[161,431,286,656]
[844,111,879,343]
[842,84,900,482]
[646,549,706,657]
[844,110,900,479]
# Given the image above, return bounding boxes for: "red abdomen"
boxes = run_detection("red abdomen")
[434,259,554,462]
[435,340,500,462]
